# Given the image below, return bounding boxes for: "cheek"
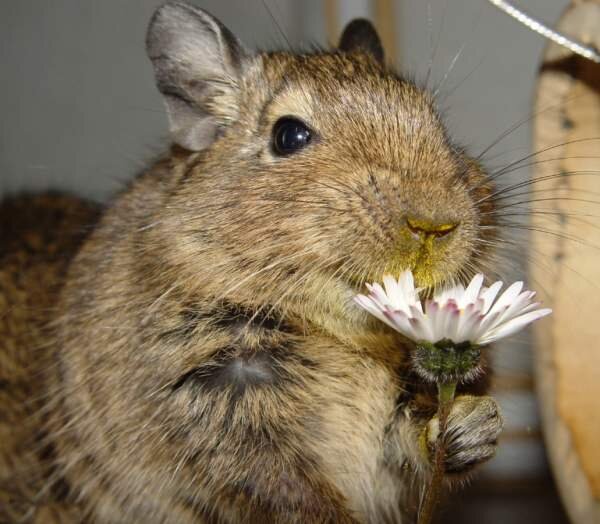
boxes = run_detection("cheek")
[464,169,496,219]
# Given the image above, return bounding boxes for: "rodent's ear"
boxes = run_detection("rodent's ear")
[338,19,384,64]
[146,1,248,151]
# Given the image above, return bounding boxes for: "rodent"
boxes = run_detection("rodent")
[0,2,503,522]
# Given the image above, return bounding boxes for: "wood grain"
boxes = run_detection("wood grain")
[531,1,600,523]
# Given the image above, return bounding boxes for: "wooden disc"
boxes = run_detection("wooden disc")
[531,2,600,523]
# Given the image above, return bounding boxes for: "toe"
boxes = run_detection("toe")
[445,444,497,474]
[425,395,504,475]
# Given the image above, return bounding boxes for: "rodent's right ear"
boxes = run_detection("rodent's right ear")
[338,19,384,64]
[146,1,249,151]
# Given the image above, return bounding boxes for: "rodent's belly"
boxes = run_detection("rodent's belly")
[182,338,406,521]
[303,342,405,517]
[57,316,409,522]
[171,335,405,520]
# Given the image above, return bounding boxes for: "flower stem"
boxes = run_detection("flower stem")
[438,382,457,413]
[418,381,457,524]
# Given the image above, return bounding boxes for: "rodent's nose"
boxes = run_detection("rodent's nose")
[406,217,458,239]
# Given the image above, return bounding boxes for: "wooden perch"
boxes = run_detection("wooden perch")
[531,1,600,523]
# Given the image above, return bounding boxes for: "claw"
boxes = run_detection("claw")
[424,395,503,475]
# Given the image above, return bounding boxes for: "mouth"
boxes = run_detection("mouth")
[342,242,462,292]
[346,217,475,290]
[343,262,453,293]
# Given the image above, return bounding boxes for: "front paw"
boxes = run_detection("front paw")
[423,395,503,475]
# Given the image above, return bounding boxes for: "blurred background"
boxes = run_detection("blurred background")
[0,1,577,522]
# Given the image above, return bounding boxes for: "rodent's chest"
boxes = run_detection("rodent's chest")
[158,299,405,411]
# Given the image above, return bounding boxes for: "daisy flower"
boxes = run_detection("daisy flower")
[354,270,551,383]
[354,271,551,346]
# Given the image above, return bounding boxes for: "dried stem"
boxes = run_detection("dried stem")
[418,381,457,524]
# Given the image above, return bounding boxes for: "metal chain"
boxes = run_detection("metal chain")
[487,0,600,63]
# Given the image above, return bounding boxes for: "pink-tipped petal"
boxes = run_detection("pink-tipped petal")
[383,308,414,336]
[354,295,390,326]
[355,270,551,347]
[444,306,461,341]
[409,315,435,342]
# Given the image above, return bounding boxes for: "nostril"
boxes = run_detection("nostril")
[406,217,458,239]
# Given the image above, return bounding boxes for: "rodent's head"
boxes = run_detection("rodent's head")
[146,2,496,336]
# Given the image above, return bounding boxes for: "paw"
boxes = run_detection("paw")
[423,395,503,475]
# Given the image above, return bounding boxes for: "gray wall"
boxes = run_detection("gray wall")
[397,0,568,183]
[0,0,568,201]
[0,0,323,200]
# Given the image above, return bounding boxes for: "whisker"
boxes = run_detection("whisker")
[475,170,600,205]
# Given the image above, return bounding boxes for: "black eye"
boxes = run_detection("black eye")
[272,117,312,156]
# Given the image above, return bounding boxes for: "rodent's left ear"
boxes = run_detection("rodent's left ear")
[146,1,249,151]
[338,19,384,64]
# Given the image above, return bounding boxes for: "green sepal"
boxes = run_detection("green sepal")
[412,338,482,384]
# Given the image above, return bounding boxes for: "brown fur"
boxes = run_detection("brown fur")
[1,5,503,523]
[0,195,99,522]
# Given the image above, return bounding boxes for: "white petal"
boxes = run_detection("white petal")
[494,290,537,326]
[354,295,391,326]
[473,297,486,315]
[382,275,401,309]
[425,300,443,341]
[510,301,543,316]
[472,308,505,340]
[408,315,435,342]
[462,274,484,307]
[453,303,471,340]
[383,308,416,338]
[354,294,374,310]
[405,275,424,311]
[457,311,484,343]
[480,281,503,314]
[399,270,415,296]
[488,281,524,316]
[439,301,458,339]
[444,304,461,341]
[479,308,552,344]
[366,283,392,309]
[455,303,479,342]
[435,284,464,307]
